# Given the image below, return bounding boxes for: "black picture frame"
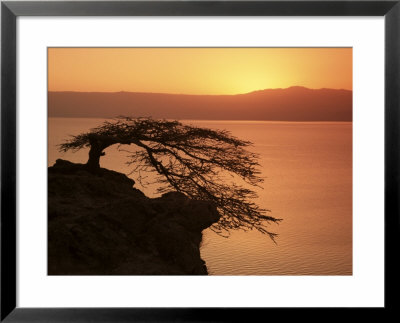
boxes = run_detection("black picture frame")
[1,0,399,321]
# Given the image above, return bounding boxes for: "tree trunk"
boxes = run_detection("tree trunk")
[86,138,104,173]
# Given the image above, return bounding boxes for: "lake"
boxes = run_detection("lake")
[48,118,352,275]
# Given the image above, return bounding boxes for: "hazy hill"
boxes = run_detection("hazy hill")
[48,86,352,121]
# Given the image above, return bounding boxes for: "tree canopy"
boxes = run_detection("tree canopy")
[59,117,281,240]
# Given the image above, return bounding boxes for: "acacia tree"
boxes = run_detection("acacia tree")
[59,117,281,240]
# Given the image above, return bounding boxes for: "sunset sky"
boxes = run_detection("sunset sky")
[48,48,352,94]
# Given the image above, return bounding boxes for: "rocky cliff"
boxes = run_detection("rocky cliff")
[48,159,220,275]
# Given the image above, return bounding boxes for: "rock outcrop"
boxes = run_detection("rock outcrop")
[48,159,220,275]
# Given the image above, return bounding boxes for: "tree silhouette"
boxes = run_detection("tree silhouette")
[59,117,281,240]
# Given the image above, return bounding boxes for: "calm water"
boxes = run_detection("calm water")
[48,118,352,275]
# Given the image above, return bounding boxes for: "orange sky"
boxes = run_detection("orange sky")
[48,48,352,95]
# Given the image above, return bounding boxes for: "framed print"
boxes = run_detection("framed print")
[1,0,399,321]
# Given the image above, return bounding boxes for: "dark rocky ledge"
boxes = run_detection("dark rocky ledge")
[48,159,220,275]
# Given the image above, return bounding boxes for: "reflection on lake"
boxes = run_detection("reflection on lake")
[49,118,352,275]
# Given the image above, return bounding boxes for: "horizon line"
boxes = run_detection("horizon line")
[48,85,353,96]
[48,117,353,123]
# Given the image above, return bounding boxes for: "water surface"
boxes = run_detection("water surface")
[48,118,352,275]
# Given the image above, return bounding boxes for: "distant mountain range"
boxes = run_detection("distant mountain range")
[48,86,352,121]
